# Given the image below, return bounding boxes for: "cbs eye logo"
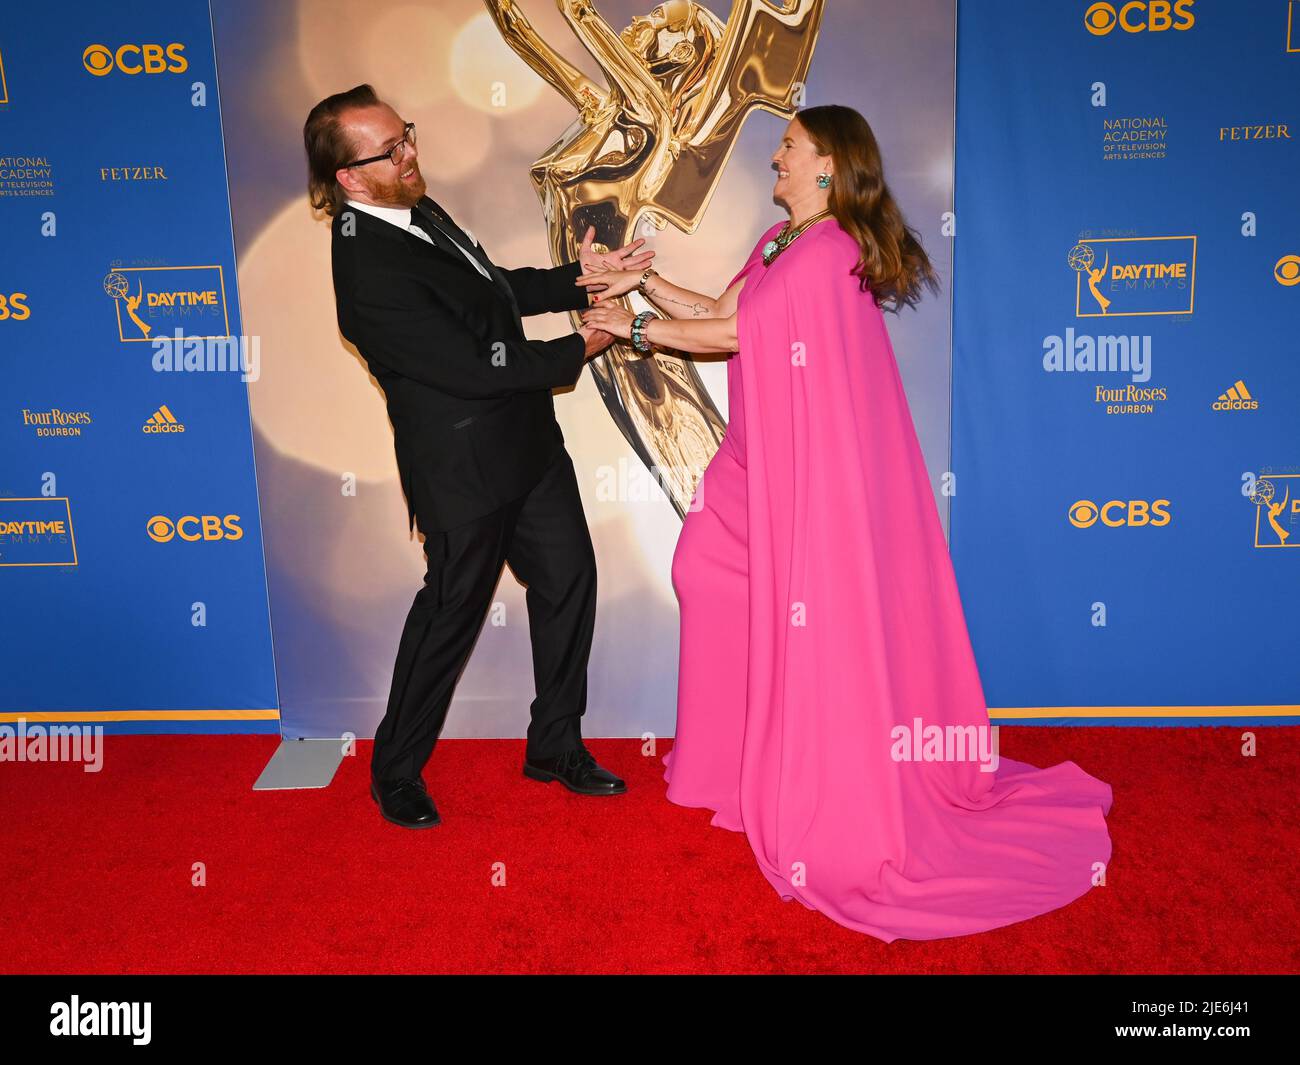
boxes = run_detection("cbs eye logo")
[83,43,188,77]
[1275,255,1300,287]
[1069,499,1172,528]
[1084,1,1196,35]
[147,514,243,543]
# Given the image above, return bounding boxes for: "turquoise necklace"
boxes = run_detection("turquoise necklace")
[762,210,833,266]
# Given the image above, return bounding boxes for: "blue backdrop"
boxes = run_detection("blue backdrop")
[4,0,1295,735]
[951,0,1299,725]
[0,3,278,733]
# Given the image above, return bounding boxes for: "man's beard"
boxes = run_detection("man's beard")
[369,167,425,209]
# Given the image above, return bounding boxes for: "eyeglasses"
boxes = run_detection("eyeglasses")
[345,122,416,168]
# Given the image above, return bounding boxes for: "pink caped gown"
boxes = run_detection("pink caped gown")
[663,219,1113,942]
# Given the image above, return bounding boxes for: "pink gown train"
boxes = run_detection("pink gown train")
[663,219,1113,942]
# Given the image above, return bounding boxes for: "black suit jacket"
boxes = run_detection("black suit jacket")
[331,196,590,533]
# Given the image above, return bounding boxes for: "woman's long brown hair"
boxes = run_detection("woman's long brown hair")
[795,104,941,313]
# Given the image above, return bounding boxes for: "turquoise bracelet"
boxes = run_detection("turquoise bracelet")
[631,310,658,353]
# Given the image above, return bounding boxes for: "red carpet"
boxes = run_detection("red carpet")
[2,728,1297,974]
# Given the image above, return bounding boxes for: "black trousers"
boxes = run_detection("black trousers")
[371,447,597,782]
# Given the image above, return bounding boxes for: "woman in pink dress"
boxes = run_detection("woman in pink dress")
[579,104,1113,942]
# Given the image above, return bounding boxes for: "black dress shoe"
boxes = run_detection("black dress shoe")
[370,776,441,828]
[523,745,627,795]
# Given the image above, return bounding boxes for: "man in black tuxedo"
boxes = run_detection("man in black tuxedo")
[305,85,650,828]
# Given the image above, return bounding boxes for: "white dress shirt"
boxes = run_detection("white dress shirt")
[346,198,491,280]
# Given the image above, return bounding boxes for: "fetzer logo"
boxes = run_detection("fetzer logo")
[103,266,230,342]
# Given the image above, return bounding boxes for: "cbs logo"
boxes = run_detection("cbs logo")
[0,293,30,321]
[1275,255,1300,287]
[147,514,243,543]
[1069,499,1171,528]
[1084,1,1195,35]
[83,43,188,77]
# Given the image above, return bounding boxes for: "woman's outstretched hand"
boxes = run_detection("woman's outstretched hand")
[576,267,644,301]
[581,303,636,340]
[577,225,654,275]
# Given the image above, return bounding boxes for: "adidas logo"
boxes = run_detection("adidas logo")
[1211,380,1258,411]
[142,404,185,434]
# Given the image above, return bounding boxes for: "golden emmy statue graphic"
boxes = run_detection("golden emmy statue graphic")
[485,0,824,516]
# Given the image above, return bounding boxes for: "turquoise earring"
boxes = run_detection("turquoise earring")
[816,172,832,188]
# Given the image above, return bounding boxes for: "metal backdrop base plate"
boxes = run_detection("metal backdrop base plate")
[253,738,347,790]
